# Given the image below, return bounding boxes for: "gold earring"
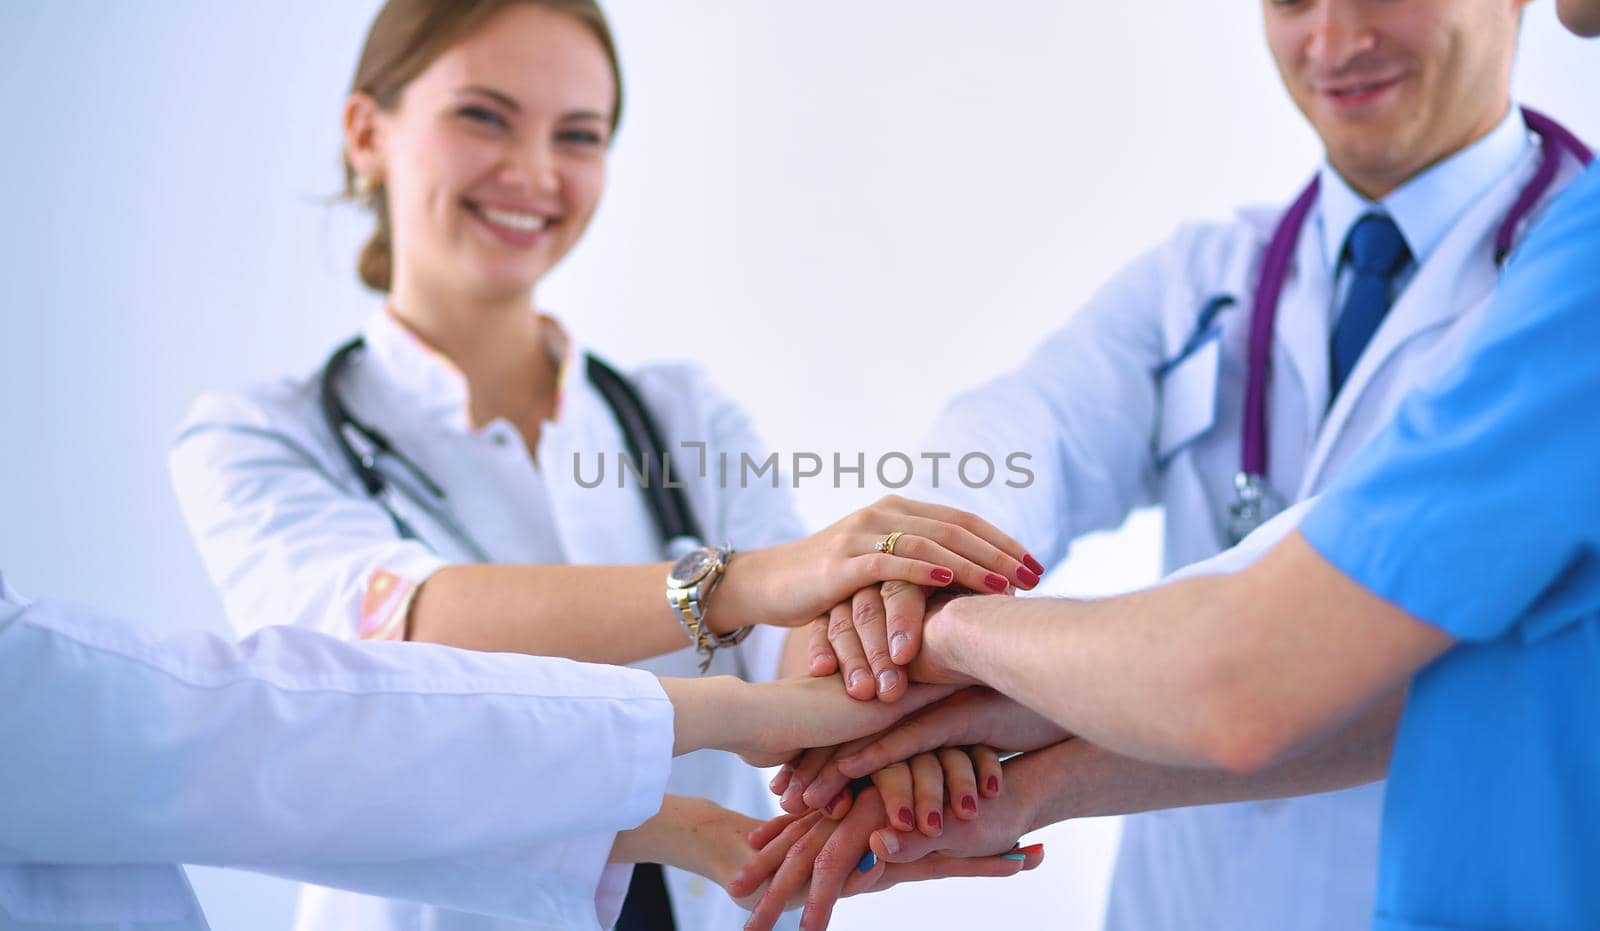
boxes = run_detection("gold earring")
[356,173,380,197]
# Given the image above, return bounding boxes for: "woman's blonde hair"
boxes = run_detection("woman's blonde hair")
[344,0,623,292]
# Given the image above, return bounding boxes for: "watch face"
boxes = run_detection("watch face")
[669,548,716,586]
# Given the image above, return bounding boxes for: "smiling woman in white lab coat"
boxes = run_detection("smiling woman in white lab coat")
[166,2,1036,930]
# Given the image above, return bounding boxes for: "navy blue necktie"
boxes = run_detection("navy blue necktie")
[615,862,676,930]
[1331,213,1411,398]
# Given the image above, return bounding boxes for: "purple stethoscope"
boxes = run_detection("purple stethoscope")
[1222,107,1593,544]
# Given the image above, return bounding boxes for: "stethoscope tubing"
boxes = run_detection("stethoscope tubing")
[1229,107,1592,538]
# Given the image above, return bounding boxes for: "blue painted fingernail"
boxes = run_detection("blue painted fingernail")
[1002,853,1027,861]
[856,852,877,873]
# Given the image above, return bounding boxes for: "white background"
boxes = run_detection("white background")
[2,2,1595,928]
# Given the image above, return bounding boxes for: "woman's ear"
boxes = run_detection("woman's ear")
[343,92,386,187]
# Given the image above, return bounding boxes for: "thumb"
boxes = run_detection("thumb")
[869,827,945,864]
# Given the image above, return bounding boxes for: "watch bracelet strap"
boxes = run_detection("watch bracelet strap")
[668,545,751,672]
[669,589,716,654]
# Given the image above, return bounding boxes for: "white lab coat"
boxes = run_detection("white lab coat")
[0,572,672,931]
[169,312,805,931]
[923,117,1586,931]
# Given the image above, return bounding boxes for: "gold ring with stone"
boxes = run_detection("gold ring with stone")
[875,531,906,556]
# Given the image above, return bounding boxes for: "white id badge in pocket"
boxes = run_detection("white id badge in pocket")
[1156,331,1221,466]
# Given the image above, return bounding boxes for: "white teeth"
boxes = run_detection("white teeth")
[478,206,550,233]
[1334,82,1384,96]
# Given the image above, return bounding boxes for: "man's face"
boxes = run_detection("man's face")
[1263,0,1528,199]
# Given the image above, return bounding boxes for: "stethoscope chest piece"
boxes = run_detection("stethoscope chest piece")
[1226,471,1278,546]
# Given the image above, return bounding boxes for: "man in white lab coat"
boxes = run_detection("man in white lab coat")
[810,2,1592,929]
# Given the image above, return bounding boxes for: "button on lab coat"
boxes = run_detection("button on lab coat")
[169,311,805,931]
[0,572,672,931]
[923,111,1586,931]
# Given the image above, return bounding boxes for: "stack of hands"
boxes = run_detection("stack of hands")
[669,499,1074,931]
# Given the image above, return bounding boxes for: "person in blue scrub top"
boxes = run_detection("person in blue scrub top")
[739,3,1600,928]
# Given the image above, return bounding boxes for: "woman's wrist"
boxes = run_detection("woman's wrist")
[608,796,753,886]
[702,543,782,635]
[662,675,753,756]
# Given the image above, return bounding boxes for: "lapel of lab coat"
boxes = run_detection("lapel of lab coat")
[1294,152,1533,499]
[1269,208,1334,489]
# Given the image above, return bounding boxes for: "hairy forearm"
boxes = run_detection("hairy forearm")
[1019,691,1401,830]
[937,588,1242,770]
[933,534,1448,774]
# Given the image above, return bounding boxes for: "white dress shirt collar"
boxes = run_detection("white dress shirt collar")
[1317,104,1530,270]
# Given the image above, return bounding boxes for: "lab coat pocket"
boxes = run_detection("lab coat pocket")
[1154,330,1221,467]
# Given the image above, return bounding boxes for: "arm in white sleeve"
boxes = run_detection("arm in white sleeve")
[0,597,672,869]
[168,392,448,641]
[259,833,633,931]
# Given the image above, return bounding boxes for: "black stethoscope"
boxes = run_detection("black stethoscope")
[1214,107,1593,544]
[318,336,708,562]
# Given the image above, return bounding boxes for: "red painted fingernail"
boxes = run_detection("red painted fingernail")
[1023,554,1046,576]
[1016,566,1040,588]
[986,775,1000,794]
[898,806,915,829]
[927,811,943,832]
[961,795,977,814]
[931,567,954,585]
[984,573,1008,593]
[1018,843,1045,855]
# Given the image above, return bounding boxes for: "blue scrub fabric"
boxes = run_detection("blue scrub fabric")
[1302,161,1600,930]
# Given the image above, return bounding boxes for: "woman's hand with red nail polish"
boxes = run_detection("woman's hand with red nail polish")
[715,496,1036,640]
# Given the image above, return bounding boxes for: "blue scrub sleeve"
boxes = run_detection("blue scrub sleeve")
[1302,164,1600,643]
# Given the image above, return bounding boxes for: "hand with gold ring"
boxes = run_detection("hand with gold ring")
[704,495,1040,642]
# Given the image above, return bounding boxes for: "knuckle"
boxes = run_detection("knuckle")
[850,598,883,628]
[880,579,914,598]
[826,613,855,638]
[813,848,847,875]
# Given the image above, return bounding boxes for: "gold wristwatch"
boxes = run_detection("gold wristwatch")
[666,544,750,673]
